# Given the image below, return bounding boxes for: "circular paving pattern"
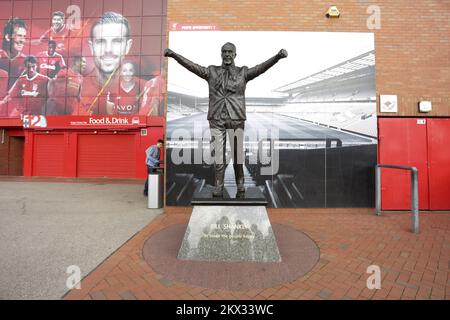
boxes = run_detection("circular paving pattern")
[142,223,320,291]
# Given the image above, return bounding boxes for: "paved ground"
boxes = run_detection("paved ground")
[65,209,450,300]
[0,179,162,299]
[1,178,448,300]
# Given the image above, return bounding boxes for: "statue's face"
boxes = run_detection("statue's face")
[221,44,236,66]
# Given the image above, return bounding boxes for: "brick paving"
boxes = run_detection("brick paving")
[64,210,450,300]
[141,223,319,291]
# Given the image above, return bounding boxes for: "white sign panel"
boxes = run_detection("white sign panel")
[380,95,398,113]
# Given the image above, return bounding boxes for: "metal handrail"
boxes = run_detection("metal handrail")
[375,164,419,234]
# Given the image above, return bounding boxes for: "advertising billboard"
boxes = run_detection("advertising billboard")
[0,0,166,118]
[166,31,377,208]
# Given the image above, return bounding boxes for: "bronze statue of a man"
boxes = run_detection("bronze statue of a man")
[165,43,287,197]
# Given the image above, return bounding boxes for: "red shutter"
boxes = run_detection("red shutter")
[32,133,65,177]
[77,133,136,178]
[427,119,450,210]
[378,118,429,210]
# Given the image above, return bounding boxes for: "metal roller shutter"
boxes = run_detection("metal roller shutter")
[32,134,65,177]
[379,118,450,210]
[427,119,450,210]
[77,133,136,178]
[378,118,430,210]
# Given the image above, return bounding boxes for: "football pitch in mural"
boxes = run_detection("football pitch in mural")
[0,0,166,118]
[166,31,377,208]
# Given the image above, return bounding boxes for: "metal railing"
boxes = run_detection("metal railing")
[375,164,419,234]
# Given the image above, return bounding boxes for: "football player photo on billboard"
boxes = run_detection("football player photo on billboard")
[4,55,50,117]
[0,18,27,90]
[0,1,165,119]
[46,55,86,115]
[75,11,163,116]
[31,11,72,56]
[106,60,144,115]
[75,11,133,115]
[36,40,66,79]
[105,60,164,116]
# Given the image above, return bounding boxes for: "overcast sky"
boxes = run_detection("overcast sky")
[167,31,375,98]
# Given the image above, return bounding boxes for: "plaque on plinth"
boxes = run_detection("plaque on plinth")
[178,194,281,263]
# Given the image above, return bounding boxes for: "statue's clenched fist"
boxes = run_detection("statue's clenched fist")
[277,49,288,59]
[164,48,175,57]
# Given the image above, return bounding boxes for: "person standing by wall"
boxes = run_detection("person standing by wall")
[144,139,164,197]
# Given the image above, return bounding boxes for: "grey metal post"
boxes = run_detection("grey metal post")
[375,164,419,233]
[411,168,419,234]
[375,165,381,216]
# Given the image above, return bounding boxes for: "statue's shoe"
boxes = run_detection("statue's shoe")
[212,188,224,197]
[236,190,245,199]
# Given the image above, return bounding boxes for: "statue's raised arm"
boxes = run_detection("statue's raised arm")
[164,48,209,80]
[246,49,288,81]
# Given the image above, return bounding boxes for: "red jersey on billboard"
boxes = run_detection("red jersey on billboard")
[76,73,119,115]
[37,51,66,79]
[46,67,83,115]
[0,68,8,98]
[0,49,26,89]
[110,77,155,115]
[0,69,9,116]
[63,68,83,97]
[39,25,72,54]
[75,74,163,116]
[109,79,142,115]
[7,73,50,116]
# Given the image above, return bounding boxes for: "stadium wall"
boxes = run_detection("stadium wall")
[167,0,449,117]
[166,0,450,210]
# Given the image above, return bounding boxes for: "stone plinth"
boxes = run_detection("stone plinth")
[178,205,281,263]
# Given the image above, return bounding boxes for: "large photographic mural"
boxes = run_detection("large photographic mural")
[166,31,377,208]
[0,0,166,118]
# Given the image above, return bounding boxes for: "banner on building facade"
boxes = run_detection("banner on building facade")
[0,0,166,119]
[22,115,152,129]
[166,31,377,208]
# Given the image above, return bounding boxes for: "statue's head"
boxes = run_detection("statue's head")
[221,42,236,66]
